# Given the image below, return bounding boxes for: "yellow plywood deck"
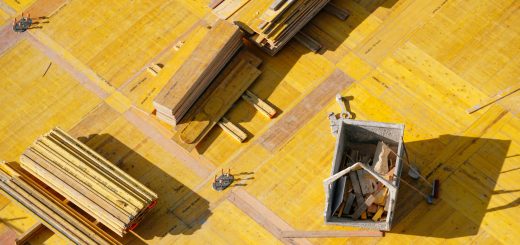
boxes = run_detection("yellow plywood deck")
[0,0,519,244]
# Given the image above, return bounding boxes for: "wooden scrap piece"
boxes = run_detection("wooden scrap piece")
[373,141,391,174]
[372,207,384,221]
[356,170,377,195]
[352,194,375,220]
[218,117,248,142]
[343,193,355,216]
[241,90,277,118]
[348,171,364,208]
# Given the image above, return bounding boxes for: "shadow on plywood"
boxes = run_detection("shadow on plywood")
[388,135,511,238]
[78,134,211,242]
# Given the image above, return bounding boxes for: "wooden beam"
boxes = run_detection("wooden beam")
[241,90,277,118]
[281,230,384,238]
[218,117,248,142]
[15,222,48,245]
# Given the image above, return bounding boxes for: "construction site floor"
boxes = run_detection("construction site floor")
[0,0,519,244]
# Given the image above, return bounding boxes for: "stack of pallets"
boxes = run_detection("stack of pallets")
[153,19,243,126]
[3,127,158,240]
[252,0,330,55]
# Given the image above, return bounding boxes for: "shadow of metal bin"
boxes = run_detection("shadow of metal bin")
[324,119,405,231]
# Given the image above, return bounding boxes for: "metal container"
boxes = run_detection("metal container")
[324,119,405,231]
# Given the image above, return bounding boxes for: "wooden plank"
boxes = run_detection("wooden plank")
[352,194,376,220]
[241,90,277,118]
[356,169,377,195]
[372,207,384,221]
[218,117,248,142]
[228,189,312,245]
[349,171,365,208]
[281,230,384,238]
[15,222,47,245]
[257,69,354,152]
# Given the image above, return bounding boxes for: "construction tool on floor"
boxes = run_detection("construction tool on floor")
[13,12,32,33]
[336,93,352,119]
[466,83,520,114]
[213,169,234,191]
[387,140,439,204]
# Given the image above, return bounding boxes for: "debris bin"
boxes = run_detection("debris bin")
[324,119,405,231]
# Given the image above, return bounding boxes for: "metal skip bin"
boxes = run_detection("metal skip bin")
[324,119,405,231]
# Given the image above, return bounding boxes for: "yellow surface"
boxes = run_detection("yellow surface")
[0,8,9,24]
[0,0,519,244]
[2,0,36,12]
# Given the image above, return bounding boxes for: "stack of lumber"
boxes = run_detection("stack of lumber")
[0,162,121,244]
[252,0,330,55]
[17,128,158,237]
[153,19,243,126]
[174,50,262,145]
[330,141,396,222]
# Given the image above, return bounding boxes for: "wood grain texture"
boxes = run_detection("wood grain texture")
[257,69,354,152]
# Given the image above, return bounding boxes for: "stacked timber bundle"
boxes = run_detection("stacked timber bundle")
[252,0,330,55]
[153,19,243,126]
[0,163,121,244]
[18,127,158,237]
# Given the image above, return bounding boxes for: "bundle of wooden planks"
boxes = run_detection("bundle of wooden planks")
[18,128,158,237]
[331,141,396,222]
[153,19,244,126]
[0,162,121,244]
[252,0,330,55]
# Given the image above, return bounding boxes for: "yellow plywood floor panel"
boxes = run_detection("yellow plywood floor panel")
[2,0,36,12]
[0,8,9,24]
[42,0,201,88]
[0,0,519,244]
[0,40,102,161]
[169,200,282,245]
